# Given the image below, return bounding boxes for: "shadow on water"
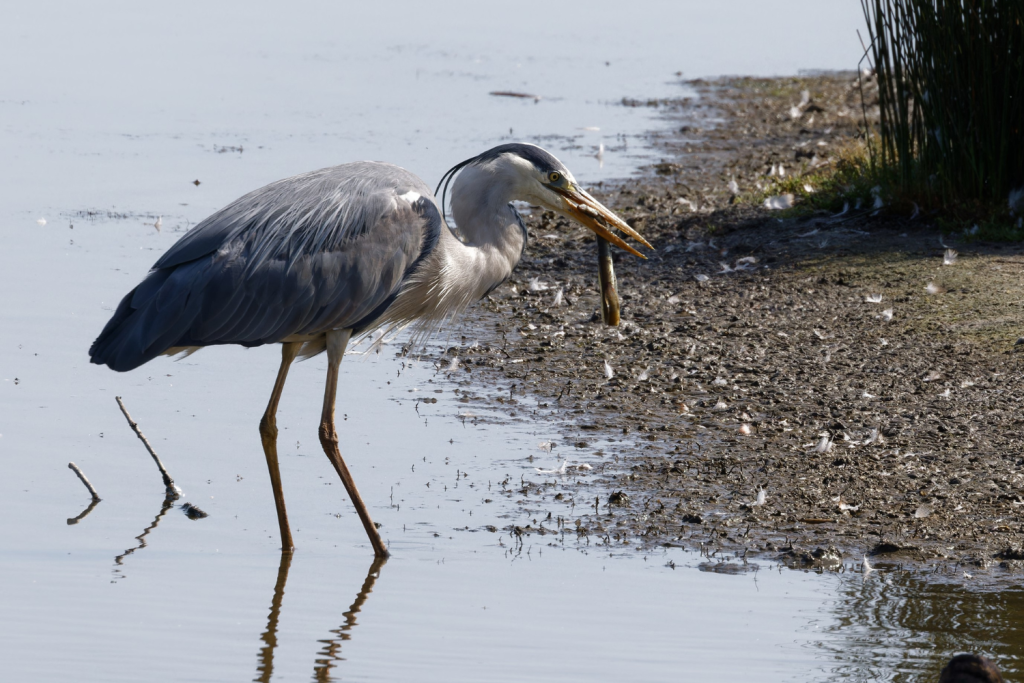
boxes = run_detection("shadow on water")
[111,494,176,581]
[819,569,1024,681]
[254,553,386,683]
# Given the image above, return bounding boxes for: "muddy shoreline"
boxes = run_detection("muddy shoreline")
[446,73,1024,583]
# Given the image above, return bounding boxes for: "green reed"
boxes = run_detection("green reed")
[862,0,1023,211]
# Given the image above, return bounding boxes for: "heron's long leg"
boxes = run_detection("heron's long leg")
[260,342,301,552]
[319,329,389,557]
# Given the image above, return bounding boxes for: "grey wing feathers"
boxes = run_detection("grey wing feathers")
[90,162,442,372]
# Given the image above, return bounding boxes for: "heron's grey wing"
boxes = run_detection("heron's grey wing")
[89,162,442,371]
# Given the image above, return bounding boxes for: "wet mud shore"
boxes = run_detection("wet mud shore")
[450,73,1024,580]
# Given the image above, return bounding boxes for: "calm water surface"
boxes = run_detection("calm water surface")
[2,1,1020,681]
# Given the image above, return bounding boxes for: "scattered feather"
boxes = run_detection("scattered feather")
[880,308,894,322]
[865,293,883,303]
[803,183,816,194]
[914,504,933,519]
[789,105,802,120]
[797,228,820,238]
[839,502,860,512]
[713,399,728,410]
[923,370,942,382]
[925,282,943,295]
[603,360,614,380]
[575,463,593,471]
[694,273,710,283]
[535,461,568,475]
[552,288,564,306]
[154,216,162,231]
[638,367,650,382]
[538,441,553,453]
[667,294,681,305]
[864,428,880,445]
[862,391,875,399]
[718,262,734,274]
[880,338,889,346]
[728,177,739,194]
[910,202,920,220]
[813,434,833,453]
[764,194,795,210]
[36,218,47,226]
[447,356,460,372]
[754,488,767,506]
[943,249,958,266]
[939,388,951,398]
[1009,186,1024,213]
[871,185,884,210]
[863,556,874,574]
[528,277,548,292]
[676,197,697,211]
[712,378,728,386]
[739,423,752,435]
[833,201,850,218]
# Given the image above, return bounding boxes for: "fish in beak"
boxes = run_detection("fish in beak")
[554,185,653,258]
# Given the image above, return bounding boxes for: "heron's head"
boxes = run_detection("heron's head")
[438,143,652,258]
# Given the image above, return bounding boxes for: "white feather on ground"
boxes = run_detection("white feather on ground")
[763,194,794,210]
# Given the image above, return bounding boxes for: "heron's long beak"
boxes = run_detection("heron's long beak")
[555,185,653,259]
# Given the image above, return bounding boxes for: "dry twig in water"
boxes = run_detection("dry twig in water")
[115,396,182,497]
[68,461,101,501]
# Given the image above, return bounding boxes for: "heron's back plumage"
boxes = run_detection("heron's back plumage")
[90,162,442,371]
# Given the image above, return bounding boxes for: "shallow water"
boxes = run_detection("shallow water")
[3,1,1019,681]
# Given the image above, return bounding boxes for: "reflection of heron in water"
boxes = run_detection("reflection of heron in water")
[254,554,386,682]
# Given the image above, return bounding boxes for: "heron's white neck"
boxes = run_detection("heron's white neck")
[375,161,528,341]
[447,162,530,288]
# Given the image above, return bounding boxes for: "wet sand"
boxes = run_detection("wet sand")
[449,73,1024,582]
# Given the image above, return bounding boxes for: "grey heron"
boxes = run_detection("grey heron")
[89,143,651,557]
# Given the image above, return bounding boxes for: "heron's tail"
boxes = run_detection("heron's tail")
[89,264,205,372]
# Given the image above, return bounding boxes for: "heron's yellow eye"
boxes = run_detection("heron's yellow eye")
[548,171,561,183]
